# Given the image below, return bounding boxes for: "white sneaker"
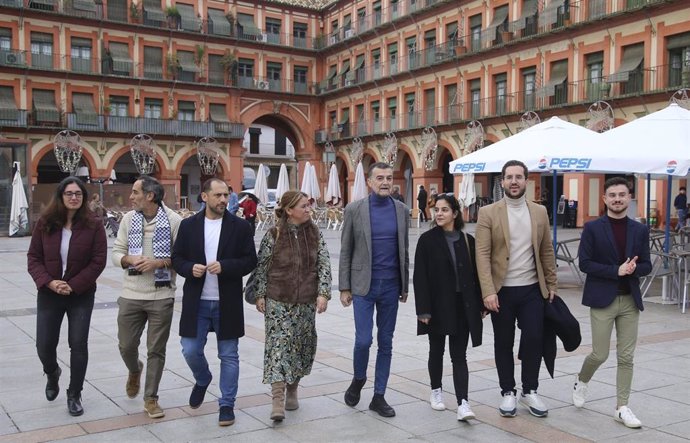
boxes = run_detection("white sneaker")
[572,376,588,408]
[430,388,445,411]
[520,391,548,417]
[457,399,476,421]
[615,406,642,428]
[499,392,517,417]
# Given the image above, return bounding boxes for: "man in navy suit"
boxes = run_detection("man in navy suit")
[571,177,651,429]
[172,178,257,427]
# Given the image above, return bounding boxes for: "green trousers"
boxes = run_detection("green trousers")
[578,295,640,407]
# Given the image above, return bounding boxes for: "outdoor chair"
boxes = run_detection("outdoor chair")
[409,208,420,228]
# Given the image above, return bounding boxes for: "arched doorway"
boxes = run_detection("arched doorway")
[112,151,161,184]
[439,150,454,193]
[335,156,349,204]
[398,151,413,204]
[179,154,225,211]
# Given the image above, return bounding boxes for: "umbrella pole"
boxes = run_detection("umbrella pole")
[552,171,558,252]
[665,174,672,253]
[646,174,651,228]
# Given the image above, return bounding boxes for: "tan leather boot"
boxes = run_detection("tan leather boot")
[285,379,300,411]
[270,382,286,421]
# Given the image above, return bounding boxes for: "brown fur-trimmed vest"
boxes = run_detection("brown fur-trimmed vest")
[265,222,320,304]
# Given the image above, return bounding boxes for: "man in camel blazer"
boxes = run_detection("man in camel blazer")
[474,160,557,419]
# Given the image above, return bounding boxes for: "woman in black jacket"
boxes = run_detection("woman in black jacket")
[413,194,484,421]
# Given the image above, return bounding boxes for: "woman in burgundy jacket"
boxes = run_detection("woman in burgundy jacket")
[27,177,107,416]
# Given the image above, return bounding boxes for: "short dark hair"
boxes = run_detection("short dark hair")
[681,187,686,192]
[501,160,528,179]
[202,178,226,193]
[604,177,631,194]
[431,193,465,231]
[367,162,393,178]
[136,175,164,204]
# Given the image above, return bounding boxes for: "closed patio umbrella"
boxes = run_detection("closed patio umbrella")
[458,173,476,209]
[325,163,342,204]
[10,161,29,236]
[351,161,368,202]
[275,163,290,202]
[254,163,269,207]
[309,163,321,201]
[300,161,315,199]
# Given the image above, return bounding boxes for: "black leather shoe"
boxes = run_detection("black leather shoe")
[189,380,211,409]
[67,391,84,416]
[369,394,396,417]
[344,377,366,407]
[45,366,62,401]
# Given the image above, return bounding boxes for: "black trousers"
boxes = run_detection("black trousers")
[427,301,470,402]
[490,283,543,395]
[36,289,94,394]
[419,206,428,222]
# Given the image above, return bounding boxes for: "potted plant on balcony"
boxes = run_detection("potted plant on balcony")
[455,39,466,56]
[129,2,141,23]
[166,6,180,29]
[103,100,111,116]
[501,28,513,43]
[225,11,236,36]
[166,53,180,80]
[219,49,237,85]
[194,45,206,82]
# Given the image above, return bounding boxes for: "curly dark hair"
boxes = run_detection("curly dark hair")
[41,177,94,233]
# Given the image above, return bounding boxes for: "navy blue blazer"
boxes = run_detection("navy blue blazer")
[172,210,257,339]
[578,216,652,311]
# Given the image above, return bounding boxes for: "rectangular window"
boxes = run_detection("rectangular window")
[109,95,128,117]
[294,66,307,94]
[373,1,382,26]
[177,100,195,121]
[470,79,481,118]
[293,22,307,48]
[143,46,163,80]
[424,88,435,126]
[391,0,399,19]
[30,32,53,69]
[387,97,397,130]
[355,103,365,135]
[522,68,536,110]
[424,30,436,65]
[208,54,224,85]
[144,98,162,119]
[267,62,282,91]
[406,37,417,70]
[494,73,507,115]
[238,58,254,88]
[445,83,459,122]
[70,37,91,73]
[108,41,132,76]
[266,18,281,44]
[371,100,380,132]
[330,19,339,44]
[470,14,482,51]
[0,28,11,52]
[667,32,690,88]
[388,42,398,75]
[357,8,366,32]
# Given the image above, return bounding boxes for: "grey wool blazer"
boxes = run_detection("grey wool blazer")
[338,195,409,296]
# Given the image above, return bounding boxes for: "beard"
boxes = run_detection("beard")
[207,203,227,217]
[606,204,628,215]
[503,185,526,200]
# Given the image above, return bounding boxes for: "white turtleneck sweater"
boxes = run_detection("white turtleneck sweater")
[504,195,538,287]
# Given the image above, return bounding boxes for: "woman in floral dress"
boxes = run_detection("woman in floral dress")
[254,190,332,421]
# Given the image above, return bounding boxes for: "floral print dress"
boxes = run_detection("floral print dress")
[254,222,332,384]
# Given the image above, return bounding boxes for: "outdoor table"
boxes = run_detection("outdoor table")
[555,237,584,285]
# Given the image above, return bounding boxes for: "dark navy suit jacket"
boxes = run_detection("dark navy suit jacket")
[578,215,652,311]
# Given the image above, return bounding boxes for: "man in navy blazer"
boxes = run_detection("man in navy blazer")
[572,177,651,429]
[172,178,257,426]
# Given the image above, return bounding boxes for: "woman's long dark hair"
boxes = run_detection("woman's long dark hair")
[41,177,92,233]
[430,193,464,232]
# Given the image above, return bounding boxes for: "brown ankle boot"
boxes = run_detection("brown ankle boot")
[285,380,300,411]
[270,382,286,421]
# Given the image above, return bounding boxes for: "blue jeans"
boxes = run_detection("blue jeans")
[678,209,687,228]
[352,278,400,395]
[181,300,239,408]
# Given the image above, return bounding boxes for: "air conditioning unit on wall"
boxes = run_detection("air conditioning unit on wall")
[345,29,354,39]
[254,79,270,90]
[257,33,268,42]
[5,52,25,66]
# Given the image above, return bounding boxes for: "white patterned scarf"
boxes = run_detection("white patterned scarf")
[128,205,172,287]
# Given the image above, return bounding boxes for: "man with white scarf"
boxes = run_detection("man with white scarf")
[112,176,182,418]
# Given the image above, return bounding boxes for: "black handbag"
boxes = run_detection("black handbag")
[244,270,258,304]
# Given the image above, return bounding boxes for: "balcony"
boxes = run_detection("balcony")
[0,109,28,127]
[66,112,105,131]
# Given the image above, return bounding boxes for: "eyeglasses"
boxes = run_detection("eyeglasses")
[63,192,83,199]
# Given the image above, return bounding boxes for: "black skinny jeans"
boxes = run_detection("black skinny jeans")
[36,289,94,394]
[427,303,470,402]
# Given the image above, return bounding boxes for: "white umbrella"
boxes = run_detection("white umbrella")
[448,116,601,174]
[458,173,476,209]
[554,103,690,176]
[309,163,321,201]
[254,163,269,207]
[275,163,290,202]
[351,161,368,202]
[10,161,29,236]
[325,163,342,204]
[300,161,315,199]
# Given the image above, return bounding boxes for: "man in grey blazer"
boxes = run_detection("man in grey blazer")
[339,162,410,417]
